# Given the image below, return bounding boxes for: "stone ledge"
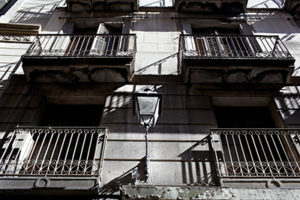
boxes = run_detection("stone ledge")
[0,23,40,35]
[0,177,100,195]
[121,185,300,200]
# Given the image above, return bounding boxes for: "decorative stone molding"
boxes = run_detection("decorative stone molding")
[66,0,138,12]
[0,35,32,43]
[175,0,247,14]
[0,23,39,43]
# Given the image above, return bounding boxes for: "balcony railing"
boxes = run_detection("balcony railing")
[180,35,294,61]
[211,129,300,178]
[0,127,107,176]
[23,34,136,58]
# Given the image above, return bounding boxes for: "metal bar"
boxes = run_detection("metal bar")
[236,131,250,176]
[210,131,222,177]
[231,131,243,176]
[23,130,40,174]
[61,130,74,175]
[210,129,300,179]
[260,130,280,176]
[0,127,107,176]
[72,36,81,56]
[77,36,86,55]
[249,131,266,176]
[275,131,296,176]
[283,132,300,173]
[224,132,236,176]
[84,130,94,175]
[145,128,150,182]
[91,130,100,175]
[46,131,61,175]
[179,35,292,59]
[68,130,81,175]
[268,130,289,176]
[76,130,87,175]
[31,131,47,174]
[243,131,259,176]
[99,130,108,177]
[53,129,68,175]
[84,35,92,55]
[38,130,54,174]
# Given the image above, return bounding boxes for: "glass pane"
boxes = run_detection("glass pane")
[137,96,159,115]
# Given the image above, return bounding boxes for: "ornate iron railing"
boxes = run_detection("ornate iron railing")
[180,35,294,60]
[23,34,136,58]
[0,127,107,176]
[211,129,300,178]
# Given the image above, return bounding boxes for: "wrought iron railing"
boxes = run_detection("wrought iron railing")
[180,35,294,60]
[0,127,107,176]
[23,34,136,58]
[211,129,300,178]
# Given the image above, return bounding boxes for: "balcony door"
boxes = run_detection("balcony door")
[214,106,275,128]
[90,23,126,56]
[191,27,251,57]
[65,28,97,56]
[213,107,298,177]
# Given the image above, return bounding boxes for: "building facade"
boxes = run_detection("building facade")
[0,0,300,199]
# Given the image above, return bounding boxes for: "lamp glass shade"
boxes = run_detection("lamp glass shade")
[134,93,161,128]
[137,96,159,115]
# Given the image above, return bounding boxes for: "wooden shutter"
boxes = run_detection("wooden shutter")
[90,23,109,55]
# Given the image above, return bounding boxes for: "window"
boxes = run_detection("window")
[65,27,98,56]
[214,106,275,128]
[191,27,255,57]
[41,104,103,126]
[212,107,300,179]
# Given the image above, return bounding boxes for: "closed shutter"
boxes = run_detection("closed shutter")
[90,23,109,56]
[182,23,197,56]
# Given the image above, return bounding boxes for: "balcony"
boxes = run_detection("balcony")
[66,0,138,12]
[175,0,248,14]
[211,129,300,188]
[180,34,295,86]
[0,127,107,194]
[22,34,136,83]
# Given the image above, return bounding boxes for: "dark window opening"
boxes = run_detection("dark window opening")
[214,107,292,175]
[192,27,241,35]
[214,106,275,128]
[65,27,98,56]
[191,27,256,57]
[41,104,102,126]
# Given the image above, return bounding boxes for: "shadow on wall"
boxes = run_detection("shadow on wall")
[249,12,300,74]
[99,158,147,195]
[135,53,178,75]
[0,61,22,94]
[275,86,300,127]
[179,136,218,186]
[9,1,62,29]
[100,84,217,188]
[101,84,214,134]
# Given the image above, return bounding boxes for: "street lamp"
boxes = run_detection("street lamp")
[133,89,162,183]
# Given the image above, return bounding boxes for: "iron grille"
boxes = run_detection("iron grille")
[180,35,294,60]
[211,129,300,178]
[0,127,107,176]
[23,34,136,58]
